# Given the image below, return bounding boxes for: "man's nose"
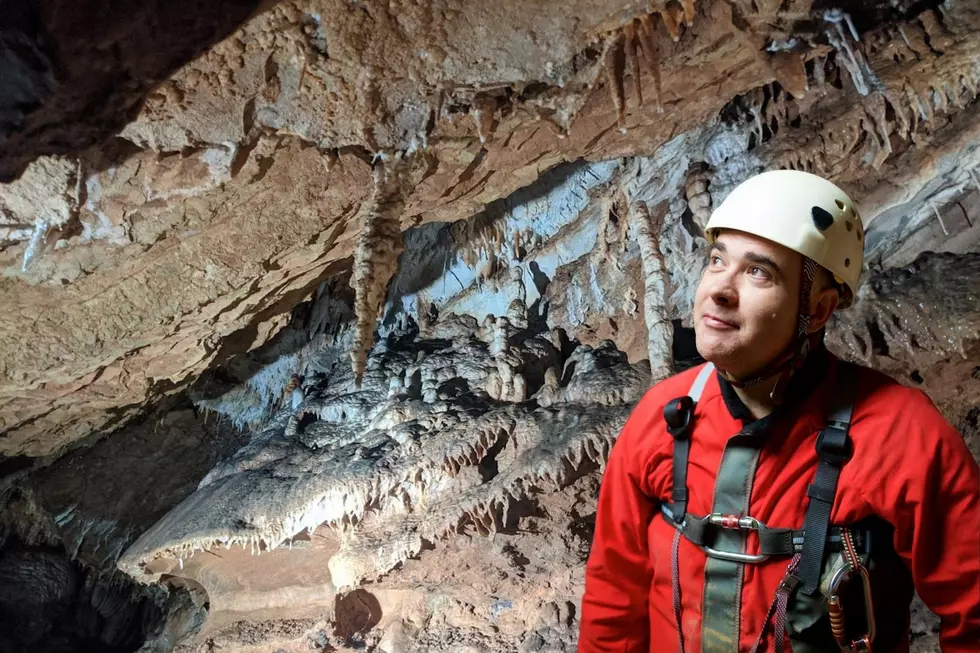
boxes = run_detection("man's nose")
[709,271,738,306]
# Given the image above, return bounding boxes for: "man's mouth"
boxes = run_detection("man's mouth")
[703,313,739,330]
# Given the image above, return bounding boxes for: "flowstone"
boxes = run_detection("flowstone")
[119,310,650,597]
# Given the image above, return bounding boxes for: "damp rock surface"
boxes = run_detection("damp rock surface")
[1,2,979,652]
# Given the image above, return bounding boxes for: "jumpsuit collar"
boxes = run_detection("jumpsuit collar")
[716,336,833,431]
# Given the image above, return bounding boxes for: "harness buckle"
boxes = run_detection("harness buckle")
[701,513,770,563]
[778,572,802,595]
[664,396,695,439]
[816,426,853,465]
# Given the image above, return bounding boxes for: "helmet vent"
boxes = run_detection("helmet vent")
[811,206,834,231]
[835,199,846,210]
[844,257,851,267]
[845,221,853,232]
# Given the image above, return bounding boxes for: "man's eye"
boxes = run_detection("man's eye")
[749,266,769,278]
[710,255,723,266]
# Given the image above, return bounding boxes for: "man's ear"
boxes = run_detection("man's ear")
[808,286,839,334]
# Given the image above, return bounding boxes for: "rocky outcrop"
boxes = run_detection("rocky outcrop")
[0,0,272,182]
[1,2,979,652]
[4,1,979,459]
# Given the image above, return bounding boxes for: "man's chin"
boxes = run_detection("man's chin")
[694,331,737,364]
[696,338,755,373]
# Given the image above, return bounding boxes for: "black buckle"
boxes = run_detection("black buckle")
[778,572,802,595]
[816,426,852,464]
[664,396,694,439]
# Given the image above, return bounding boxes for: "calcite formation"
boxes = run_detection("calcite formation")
[626,199,675,382]
[2,1,980,459]
[350,157,411,387]
[118,303,649,589]
[1,1,979,651]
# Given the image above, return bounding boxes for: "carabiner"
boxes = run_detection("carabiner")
[701,545,769,564]
[827,530,876,653]
[701,513,769,563]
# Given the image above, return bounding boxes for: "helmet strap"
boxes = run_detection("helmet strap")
[716,257,819,404]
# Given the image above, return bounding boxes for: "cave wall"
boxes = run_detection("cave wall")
[1,1,980,652]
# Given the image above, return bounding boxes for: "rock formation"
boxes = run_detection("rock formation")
[1,1,978,651]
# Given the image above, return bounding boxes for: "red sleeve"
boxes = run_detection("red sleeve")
[860,388,980,651]
[579,390,665,652]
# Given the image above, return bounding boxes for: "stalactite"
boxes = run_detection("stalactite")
[624,22,642,106]
[628,200,675,382]
[636,14,663,113]
[917,9,953,52]
[812,55,827,90]
[350,156,409,388]
[602,31,627,130]
[863,93,893,169]
[660,3,683,42]
[680,0,696,26]
[598,5,682,128]
[884,88,910,140]
[823,9,881,96]
[769,51,808,100]
[470,96,497,145]
[897,23,929,59]
[20,220,48,272]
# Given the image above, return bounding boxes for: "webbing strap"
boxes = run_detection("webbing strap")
[798,362,859,595]
[666,363,714,649]
[701,430,765,651]
[749,555,802,653]
[689,362,715,401]
[673,512,872,557]
[670,435,691,519]
[665,363,714,522]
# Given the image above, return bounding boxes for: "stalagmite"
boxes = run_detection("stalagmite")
[627,200,675,382]
[350,156,410,388]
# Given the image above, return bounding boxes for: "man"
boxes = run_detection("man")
[579,170,980,652]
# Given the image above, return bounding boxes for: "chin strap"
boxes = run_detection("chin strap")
[716,257,819,403]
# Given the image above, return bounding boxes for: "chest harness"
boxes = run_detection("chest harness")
[662,362,876,653]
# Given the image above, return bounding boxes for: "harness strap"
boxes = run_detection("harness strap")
[663,363,714,522]
[665,363,713,650]
[798,362,858,595]
[667,508,875,557]
[663,359,862,649]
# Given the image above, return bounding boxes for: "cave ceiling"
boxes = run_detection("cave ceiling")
[0,0,978,459]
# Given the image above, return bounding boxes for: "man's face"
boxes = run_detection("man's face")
[693,229,802,379]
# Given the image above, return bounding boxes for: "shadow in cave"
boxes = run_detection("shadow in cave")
[333,589,382,646]
[672,320,704,372]
[0,537,172,653]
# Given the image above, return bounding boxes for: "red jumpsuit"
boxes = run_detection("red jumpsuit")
[580,352,980,652]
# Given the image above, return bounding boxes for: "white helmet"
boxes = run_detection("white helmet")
[704,169,865,308]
